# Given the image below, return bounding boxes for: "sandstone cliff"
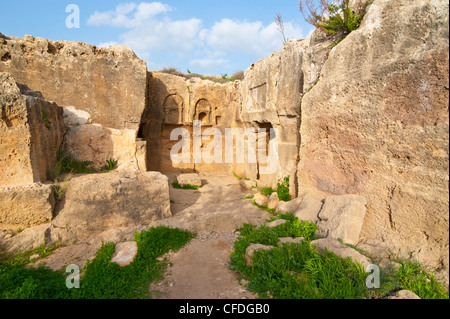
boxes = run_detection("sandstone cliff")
[0,73,65,187]
[0,0,448,284]
[297,0,449,272]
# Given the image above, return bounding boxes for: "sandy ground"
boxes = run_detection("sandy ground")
[150,173,270,299]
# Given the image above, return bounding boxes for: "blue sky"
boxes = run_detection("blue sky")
[0,1,314,75]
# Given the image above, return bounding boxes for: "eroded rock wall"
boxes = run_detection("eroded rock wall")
[0,73,65,187]
[0,34,147,130]
[0,34,148,170]
[298,0,449,271]
[142,72,241,174]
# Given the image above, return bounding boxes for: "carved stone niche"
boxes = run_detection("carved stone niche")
[163,94,184,124]
[194,99,212,126]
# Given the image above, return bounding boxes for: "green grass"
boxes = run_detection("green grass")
[172,181,201,190]
[229,213,368,299]
[53,150,118,179]
[229,213,449,299]
[258,176,291,202]
[0,226,196,299]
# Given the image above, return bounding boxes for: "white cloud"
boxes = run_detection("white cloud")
[119,17,203,53]
[199,18,305,58]
[189,58,229,72]
[88,2,307,73]
[87,2,172,28]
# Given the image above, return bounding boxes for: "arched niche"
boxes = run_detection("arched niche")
[194,99,212,125]
[163,94,184,124]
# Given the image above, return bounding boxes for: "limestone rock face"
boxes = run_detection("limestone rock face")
[0,34,147,131]
[62,107,142,171]
[0,184,55,229]
[240,31,335,195]
[298,0,449,271]
[142,71,240,174]
[50,170,171,244]
[0,73,65,187]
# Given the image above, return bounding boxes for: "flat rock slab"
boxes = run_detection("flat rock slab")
[310,238,372,269]
[266,219,288,228]
[245,244,274,266]
[388,290,421,299]
[317,195,367,246]
[294,196,322,223]
[111,241,138,267]
[177,174,202,187]
[276,197,303,214]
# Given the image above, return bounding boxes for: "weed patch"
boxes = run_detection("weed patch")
[0,226,196,299]
[229,213,448,299]
[172,181,201,190]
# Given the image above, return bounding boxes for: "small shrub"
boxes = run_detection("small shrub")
[231,70,245,81]
[53,149,96,178]
[54,173,72,202]
[299,0,371,42]
[41,110,51,129]
[276,176,291,202]
[260,186,275,197]
[103,158,118,172]
[389,253,449,299]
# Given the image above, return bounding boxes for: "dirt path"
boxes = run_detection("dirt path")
[150,173,271,299]
[35,173,270,299]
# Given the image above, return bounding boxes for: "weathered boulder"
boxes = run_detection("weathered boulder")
[111,241,138,267]
[297,0,449,272]
[267,193,279,210]
[276,197,303,214]
[294,196,322,223]
[0,184,55,230]
[0,73,65,187]
[311,238,372,269]
[316,195,367,246]
[49,170,171,244]
[388,290,421,300]
[62,109,142,171]
[0,224,48,254]
[253,193,269,207]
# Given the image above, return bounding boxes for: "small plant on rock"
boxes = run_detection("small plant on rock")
[299,0,371,43]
